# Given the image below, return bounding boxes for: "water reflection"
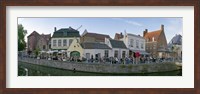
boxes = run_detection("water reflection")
[18,62,182,76]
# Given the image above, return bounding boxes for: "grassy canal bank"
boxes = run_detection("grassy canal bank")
[18,62,182,76]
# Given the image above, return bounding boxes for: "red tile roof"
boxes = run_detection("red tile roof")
[144,30,162,42]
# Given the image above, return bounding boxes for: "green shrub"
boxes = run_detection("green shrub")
[128,65,132,69]
[120,65,126,68]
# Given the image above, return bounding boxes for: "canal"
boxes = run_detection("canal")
[18,62,182,76]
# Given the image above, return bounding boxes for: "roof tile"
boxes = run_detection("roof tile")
[144,30,162,42]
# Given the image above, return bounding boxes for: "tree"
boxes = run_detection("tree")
[18,24,27,51]
[34,48,40,57]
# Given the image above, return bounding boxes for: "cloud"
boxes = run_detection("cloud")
[111,18,143,27]
[125,20,143,26]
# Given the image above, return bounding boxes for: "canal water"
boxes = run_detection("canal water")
[18,62,182,76]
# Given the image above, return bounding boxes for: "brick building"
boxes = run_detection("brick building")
[27,31,51,52]
[27,31,40,52]
[143,25,168,58]
[36,34,51,51]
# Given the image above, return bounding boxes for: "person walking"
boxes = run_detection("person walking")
[115,57,119,64]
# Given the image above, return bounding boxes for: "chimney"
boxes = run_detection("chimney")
[69,26,72,29]
[54,27,57,32]
[120,32,123,38]
[143,29,148,37]
[84,29,88,32]
[161,24,164,30]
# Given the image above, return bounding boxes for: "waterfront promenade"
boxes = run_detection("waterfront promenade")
[18,57,181,74]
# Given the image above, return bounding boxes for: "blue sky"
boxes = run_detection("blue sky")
[18,17,182,43]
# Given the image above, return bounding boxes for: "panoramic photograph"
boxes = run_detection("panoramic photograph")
[18,18,182,76]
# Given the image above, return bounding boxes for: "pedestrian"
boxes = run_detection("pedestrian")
[115,57,119,64]
[91,55,94,63]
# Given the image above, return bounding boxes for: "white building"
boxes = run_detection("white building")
[81,42,111,60]
[51,27,80,51]
[105,38,128,59]
[114,32,148,57]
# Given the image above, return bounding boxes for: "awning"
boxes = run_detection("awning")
[46,51,53,54]
[40,50,46,53]
[140,51,150,55]
[131,50,150,55]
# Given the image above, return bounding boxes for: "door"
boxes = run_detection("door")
[86,53,90,59]
[70,51,80,58]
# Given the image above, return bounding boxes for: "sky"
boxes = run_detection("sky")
[18,17,182,43]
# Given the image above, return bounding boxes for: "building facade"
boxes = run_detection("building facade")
[105,38,128,59]
[27,31,51,52]
[67,38,111,60]
[36,34,51,51]
[168,34,182,59]
[143,25,168,58]
[27,31,40,52]
[114,32,147,57]
[51,27,80,50]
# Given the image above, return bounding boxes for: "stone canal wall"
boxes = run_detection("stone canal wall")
[18,58,179,73]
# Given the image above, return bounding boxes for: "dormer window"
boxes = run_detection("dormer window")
[64,32,67,36]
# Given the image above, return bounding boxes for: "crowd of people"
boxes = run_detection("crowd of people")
[19,51,181,65]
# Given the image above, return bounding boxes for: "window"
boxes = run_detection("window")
[159,43,163,49]
[86,53,90,59]
[141,43,144,49]
[136,40,139,48]
[63,39,67,46]
[43,45,46,50]
[114,50,118,58]
[58,39,62,46]
[153,43,156,49]
[53,40,57,47]
[122,51,126,58]
[104,50,109,58]
[69,39,73,46]
[130,39,133,47]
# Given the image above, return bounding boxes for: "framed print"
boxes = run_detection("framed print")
[0,0,199,94]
